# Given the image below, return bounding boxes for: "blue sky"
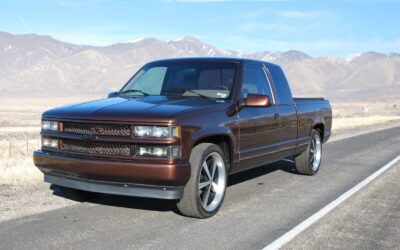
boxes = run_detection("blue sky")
[1,0,399,56]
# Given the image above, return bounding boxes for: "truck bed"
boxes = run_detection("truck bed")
[294,97,332,145]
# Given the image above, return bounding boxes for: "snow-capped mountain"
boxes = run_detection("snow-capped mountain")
[1,31,399,101]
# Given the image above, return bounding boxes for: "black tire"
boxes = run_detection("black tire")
[177,143,228,219]
[57,186,101,202]
[295,129,322,175]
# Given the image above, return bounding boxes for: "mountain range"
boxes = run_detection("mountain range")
[1,31,399,101]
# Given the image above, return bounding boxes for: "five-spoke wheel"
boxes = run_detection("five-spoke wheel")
[309,133,322,172]
[177,143,227,218]
[198,152,227,212]
[295,129,323,175]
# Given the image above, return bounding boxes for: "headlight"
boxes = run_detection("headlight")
[41,137,59,149]
[42,120,58,131]
[134,126,180,138]
[136,146,181,158]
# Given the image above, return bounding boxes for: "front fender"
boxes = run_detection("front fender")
[190,127,237,150]
[181,127,239,167]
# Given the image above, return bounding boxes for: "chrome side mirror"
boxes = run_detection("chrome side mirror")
[242,94,271,107]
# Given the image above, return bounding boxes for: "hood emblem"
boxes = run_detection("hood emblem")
[81,134,95,142]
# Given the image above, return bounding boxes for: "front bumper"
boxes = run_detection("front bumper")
[44,174,183,199]
[34,150,191,199]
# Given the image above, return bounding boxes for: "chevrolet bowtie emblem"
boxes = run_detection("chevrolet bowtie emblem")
[81,134,95,142]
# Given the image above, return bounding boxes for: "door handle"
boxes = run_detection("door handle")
[273,113,280,120]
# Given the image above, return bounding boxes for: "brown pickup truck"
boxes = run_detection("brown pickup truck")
[34,58,332,218]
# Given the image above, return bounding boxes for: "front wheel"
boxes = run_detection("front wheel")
[295,129,322,175]
[177,143,228,219]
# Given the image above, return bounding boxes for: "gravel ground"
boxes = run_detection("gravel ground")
[0,183,78,222]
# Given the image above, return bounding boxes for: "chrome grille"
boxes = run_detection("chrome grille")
[62,140,132,157]
[63,122,131,137]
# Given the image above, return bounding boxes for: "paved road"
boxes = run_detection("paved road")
[283,162,400,249]
[1,127,400,250]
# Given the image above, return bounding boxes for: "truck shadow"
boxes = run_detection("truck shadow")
[51,158,297,213]
[51,185,177,212]
[228,158,296,187]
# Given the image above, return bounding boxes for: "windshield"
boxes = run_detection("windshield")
[120,60,238,100]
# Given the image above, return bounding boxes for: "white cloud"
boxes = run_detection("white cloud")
[278,10,334,19]
[55,1,67,7]
[162,0,230,2]
[55,0,107,8]
[235,9,339,41]
[237,20,323,35]
[162,0,292,2]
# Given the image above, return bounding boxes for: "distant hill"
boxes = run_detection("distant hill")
[1,31,399,101]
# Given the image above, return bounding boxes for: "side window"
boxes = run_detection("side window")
[241,64,273,99]
[266,64,292,105]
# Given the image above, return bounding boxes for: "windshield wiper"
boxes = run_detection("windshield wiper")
[119,89,150,96]
[165,88,211,99]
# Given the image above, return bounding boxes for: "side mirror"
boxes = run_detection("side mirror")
[242,94,271,107]
[106,91,119,98]
[227,94,272,116]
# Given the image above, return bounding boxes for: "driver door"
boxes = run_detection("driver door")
[238,63,281,171]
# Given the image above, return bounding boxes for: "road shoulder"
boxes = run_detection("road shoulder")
[283,163,400,249]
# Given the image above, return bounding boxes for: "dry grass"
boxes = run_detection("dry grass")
[333,115,400,131]
[0,96,99,185]
[0,139,42,185]
[331,101,400,131]
[332,101,400,118]
[0,158,43,185]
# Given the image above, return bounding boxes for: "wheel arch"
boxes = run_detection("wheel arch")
[313,123,325,141]
[191,131,235,170]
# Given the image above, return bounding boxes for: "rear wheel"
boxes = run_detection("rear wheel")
[177,143,227,219]
[295,129,322,175]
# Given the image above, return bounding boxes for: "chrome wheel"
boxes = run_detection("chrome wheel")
[198,152,226,212]
[310,133,322,171]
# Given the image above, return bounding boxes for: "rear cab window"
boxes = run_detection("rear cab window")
[265,64,293,105]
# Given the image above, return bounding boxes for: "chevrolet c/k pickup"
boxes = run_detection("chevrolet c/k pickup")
[34,57,332,218]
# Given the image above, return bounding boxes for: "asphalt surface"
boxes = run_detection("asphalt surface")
[1,126,400,250]
[283,162,400,250]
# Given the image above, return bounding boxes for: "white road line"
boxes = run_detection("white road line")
[263,154,400,250]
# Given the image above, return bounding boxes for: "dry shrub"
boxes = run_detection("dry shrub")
[0,158,43,185]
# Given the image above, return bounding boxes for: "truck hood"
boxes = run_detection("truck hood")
[42,96,225,122]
